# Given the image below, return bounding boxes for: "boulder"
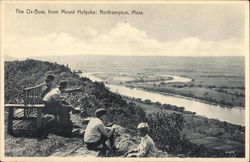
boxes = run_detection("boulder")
[112,124,140,154]
[112,124,171,157]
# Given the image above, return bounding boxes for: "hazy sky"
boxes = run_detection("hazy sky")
[2,1,248,58]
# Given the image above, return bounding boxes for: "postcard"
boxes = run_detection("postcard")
[0,1,249,162]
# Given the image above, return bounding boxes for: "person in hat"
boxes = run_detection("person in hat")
[127,123,156,157]
[84,108,115,152]
[41,74,55,98]
[42,80,79,126]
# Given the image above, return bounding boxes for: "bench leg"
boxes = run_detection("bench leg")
[24,109,27,118]
[8,107,14,134]
[37,109,42,129]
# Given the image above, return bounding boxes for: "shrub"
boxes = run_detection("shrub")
[146,111,185,155]
[144,99,152,104]
[145,111,238,157]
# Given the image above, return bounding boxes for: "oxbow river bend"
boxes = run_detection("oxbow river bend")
[81,73,245,126]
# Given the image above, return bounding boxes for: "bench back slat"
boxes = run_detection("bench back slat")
[6,84,46,133]
[23,84,44,105]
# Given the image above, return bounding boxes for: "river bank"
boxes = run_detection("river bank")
[128,86,244,110]
[90,72,244,109]
[81,73,245,126]
[90,70,245,108]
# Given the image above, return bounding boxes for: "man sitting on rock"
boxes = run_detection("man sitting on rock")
[84,108,115,152]
[42,80,80,127]
[127,123,156,157]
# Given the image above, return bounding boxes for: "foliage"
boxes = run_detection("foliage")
[5,134,82,157]
[146,111,244,157]
[147,111,185,154]
[88,81,146,130]
[4,59,72,103]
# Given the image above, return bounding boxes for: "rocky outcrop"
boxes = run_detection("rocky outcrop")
[113,124,140,155]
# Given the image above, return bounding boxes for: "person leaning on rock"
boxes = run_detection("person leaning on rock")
[42,80,80,126]
[84,108,115,151]
[127,123,156,157]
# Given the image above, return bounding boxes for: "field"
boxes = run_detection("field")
[87,56,245,107]
[36,56,245,107]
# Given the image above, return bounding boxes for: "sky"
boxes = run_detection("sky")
[2,2,248,58]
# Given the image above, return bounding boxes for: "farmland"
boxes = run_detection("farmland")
[96,71,245,107]
[35,56,245,108]
[83,56,245,108]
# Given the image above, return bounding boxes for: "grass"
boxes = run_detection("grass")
[185,132,207,140]
[4,112,85,157]
[5,133,83,157]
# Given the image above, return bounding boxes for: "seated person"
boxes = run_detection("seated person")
[41,73,81,100]
[84,108,115,151]
[42,80,79,125]
[127,123,156,157]
[41,74,55,98]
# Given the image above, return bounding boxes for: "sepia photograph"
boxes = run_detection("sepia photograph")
[0,1,249,161]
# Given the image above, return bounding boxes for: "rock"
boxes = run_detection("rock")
[155,150,173,157]
[177,154,186,157]
[112,124,139,154]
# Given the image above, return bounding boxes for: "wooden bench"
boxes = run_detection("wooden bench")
[5,84,54,134]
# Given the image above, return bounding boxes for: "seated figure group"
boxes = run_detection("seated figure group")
[84,108,156,157]
[41,74,81,128]
[41,74,156,157]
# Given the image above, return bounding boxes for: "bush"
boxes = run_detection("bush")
[4,59,72,103]
[146,111,234,157]
[105,102,146,130]
[147,111,185,155]
[144,99,152,104]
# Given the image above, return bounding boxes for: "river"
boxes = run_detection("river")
[81,73,245,126]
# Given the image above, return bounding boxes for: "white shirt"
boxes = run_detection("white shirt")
[43,88,61,103]
[138,135,156,157]
[84,118,108,143]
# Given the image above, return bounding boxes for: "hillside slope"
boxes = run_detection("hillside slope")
[4,59,147,157]
[4,59,146,130]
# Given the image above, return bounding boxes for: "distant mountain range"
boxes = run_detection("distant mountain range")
[29,55,245,75]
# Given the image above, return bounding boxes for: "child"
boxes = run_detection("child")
[127,123,156,157]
